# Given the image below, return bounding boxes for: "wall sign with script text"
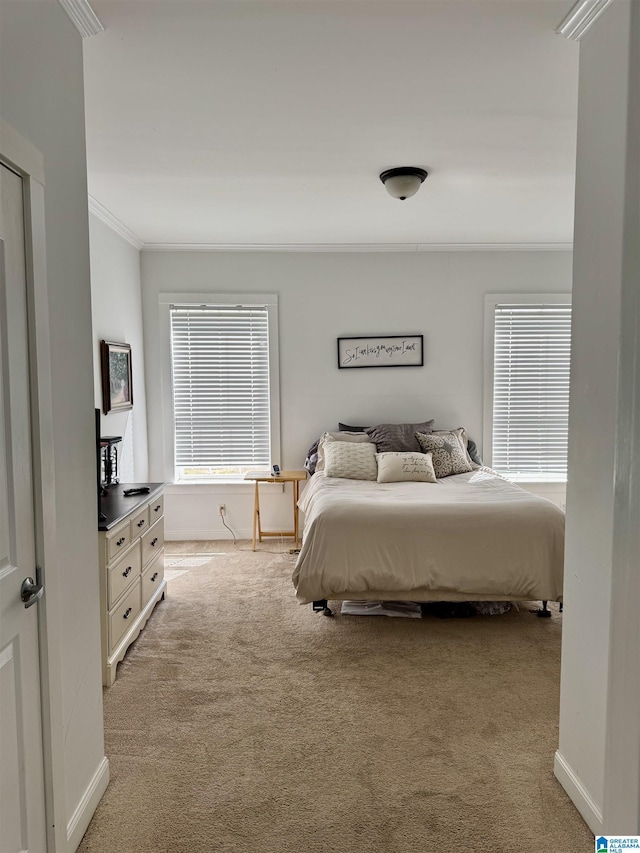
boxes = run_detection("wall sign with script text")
[337,335,424,369]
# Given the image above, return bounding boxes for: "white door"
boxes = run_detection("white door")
[0,163,47,851]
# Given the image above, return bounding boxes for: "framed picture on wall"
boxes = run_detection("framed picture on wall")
[337,334,424,369]
[100,340,133,414]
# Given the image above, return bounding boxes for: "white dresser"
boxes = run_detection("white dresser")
[98,483,166,686]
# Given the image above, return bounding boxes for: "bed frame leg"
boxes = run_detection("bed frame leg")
[537,600,552,618]
[559,602,563,613]
[312,599,333,617]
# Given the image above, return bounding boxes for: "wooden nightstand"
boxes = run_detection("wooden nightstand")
[243,470,307,550]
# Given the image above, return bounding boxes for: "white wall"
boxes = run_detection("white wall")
[0,0,106,846]
[89,214,148,481]
[556,0,638,834]
[141,249,571,539]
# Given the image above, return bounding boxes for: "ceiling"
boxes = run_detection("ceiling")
[83,0,579,248]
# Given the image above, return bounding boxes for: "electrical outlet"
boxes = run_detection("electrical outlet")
[218,504,226,516]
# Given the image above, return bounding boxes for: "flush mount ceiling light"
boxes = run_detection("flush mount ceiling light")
[379,167,428,201]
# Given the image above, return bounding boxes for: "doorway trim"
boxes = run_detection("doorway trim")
[1,118,68,851]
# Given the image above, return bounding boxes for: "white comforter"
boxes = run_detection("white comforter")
[292,469,564,605]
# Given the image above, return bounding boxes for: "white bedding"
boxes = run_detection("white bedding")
[292,469,564,605]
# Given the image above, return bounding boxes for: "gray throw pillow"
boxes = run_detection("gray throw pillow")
[466,438,482,466]
[365,420,434,453]
[338,423,369,433]
[304,437,321,475]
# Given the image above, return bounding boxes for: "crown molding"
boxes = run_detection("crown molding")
[143,243,422,253]
[57,0,104,38]
[556,0,614,40]
[88,196,143,250]
[141,242,573,253]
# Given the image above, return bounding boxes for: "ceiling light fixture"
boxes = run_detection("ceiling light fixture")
[379,167,428,201]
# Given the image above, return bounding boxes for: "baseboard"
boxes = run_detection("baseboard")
[165,527,254,541]
[66,756,110,851]
[554,749,601,835]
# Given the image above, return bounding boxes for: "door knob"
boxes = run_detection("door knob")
[21,566,44,609]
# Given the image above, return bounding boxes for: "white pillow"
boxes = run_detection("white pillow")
[323,440,378,481]
[316,431,373,472]
[376,451,437,483]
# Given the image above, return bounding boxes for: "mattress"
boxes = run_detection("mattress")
[292,469,565,605]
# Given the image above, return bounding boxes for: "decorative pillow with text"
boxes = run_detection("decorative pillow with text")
[376,451,437,483]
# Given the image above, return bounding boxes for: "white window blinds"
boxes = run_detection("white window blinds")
[170,304,271,477]
[492,302,571,482]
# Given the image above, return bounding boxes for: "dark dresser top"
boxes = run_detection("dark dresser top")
[98,483,164,531]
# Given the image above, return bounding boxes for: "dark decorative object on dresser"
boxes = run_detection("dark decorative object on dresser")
[100,436,122,487]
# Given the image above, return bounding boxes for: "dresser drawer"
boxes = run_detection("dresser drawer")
[141,516,164,567]
[109,580,141,651]
[130,505,150,538]
[141,551,164,607]
[106,519,132,562]
[108,540,141,609]
[149,495,164,523]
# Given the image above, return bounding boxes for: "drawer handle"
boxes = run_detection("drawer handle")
[151,537,158,547]
[137,519,145,528]
[116,536,126,546]
[151,572,159,582]
[122,566,132,578]
[153,504,161,513]
[123,607,132,620]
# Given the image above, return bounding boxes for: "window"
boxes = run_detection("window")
[163,294,279,482]
[484,294,572,482]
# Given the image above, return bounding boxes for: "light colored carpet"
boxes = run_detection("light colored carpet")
[78,541,593,853]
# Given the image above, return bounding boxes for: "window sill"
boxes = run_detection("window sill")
[506,478,567,484]
[165,480,255,495]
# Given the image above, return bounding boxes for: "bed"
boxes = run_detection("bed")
[292,434,565,617]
